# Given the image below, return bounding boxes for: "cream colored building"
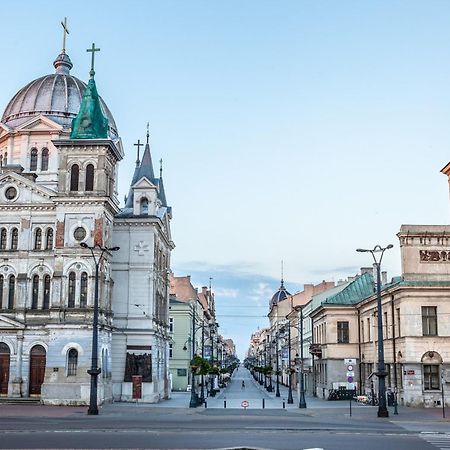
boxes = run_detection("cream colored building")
[358,225,450,407]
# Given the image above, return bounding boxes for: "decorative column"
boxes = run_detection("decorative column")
[11,333,24,397]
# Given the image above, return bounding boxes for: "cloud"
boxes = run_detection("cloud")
[214,287,239,298]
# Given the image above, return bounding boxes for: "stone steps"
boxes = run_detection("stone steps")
[0,397,41,405]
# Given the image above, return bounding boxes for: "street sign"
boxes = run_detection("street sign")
[344,358,356,365]
[347,376,353,383]
[347,365,353,371]
[241,400,249,409]
[346,371,355,377]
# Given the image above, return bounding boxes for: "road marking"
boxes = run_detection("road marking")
[420,432,450,450]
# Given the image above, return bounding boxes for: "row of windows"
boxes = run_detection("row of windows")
[0,271,89,310]
[0,227,54,251]
[314,306,440,346]
[70,164,94,192]
[0,148,50,171]
[30,148,49,172]
[360,362,441,391]
[0,344,112,380]
[360,306,438,343]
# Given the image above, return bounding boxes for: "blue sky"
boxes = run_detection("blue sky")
[1,1,450,358]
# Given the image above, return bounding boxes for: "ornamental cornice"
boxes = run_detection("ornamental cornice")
[0,204,55,212]
[113,220,155,227]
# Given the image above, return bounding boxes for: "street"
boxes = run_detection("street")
[0,368,448,449]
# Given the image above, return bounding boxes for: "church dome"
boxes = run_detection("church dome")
[1,52,118,138]
[270,280,291,308]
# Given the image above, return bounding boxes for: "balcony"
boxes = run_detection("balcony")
[309,343,322,358]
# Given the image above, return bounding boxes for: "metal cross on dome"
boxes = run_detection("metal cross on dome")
[87,43,100,78]
[134,241,149,256]
[61,17,69,53]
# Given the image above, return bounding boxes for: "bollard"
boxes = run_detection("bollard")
[262,398,265,409]
[282,400,286,409]
[349,397,352,417]
[224,400,227,409]
[204,400,207,408]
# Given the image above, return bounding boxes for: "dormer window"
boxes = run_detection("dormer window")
[140,198,149,215]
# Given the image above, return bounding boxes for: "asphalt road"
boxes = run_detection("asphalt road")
[0,368,447,449]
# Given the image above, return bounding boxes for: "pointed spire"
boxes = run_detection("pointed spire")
[139,124,155,181]
[159,158,163,178]
[70,43,108,139]
[280,260,284,287]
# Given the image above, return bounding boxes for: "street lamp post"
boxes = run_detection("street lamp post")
[200,323,205,404]
[286,320,294,404]
[189,301,200,408]
[357,244,393,418]
[80,242,120,416]
[298,305,307,409]
[275,328,280,397]
[267,337,273,392]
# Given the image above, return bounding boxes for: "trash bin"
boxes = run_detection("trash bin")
[387,392,394,406]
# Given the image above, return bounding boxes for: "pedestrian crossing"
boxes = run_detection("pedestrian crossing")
[421,433,450,449]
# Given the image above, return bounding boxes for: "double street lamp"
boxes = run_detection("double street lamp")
[357,244,393,418]
[282,307,306,408]
[80,242,120,416]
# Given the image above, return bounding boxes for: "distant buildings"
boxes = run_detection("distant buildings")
[169,274,236,394]
[247,162,450,408]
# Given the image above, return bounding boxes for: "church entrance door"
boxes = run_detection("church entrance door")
[0,343,10,395]
[29,345,46,396]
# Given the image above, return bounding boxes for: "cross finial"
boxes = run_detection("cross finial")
[281,259,284,284]
[87,43,100,78]
[134,139,143,165]
[146,122,150,144]
[159,158,163,178]
[61,17,69,53]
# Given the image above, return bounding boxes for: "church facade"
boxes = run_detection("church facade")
[0,41,173,405]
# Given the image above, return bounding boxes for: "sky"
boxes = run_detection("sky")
[1,1,450,359]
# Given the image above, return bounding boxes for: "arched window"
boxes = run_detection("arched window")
[140,198,149,215]
[31,275,39,309]
[68,272,76,308]
[70,164,79,191]
[85,164,94,191]
[41,148,49,171]
[34,228,42,250]
[67,348,78,376]
[43,275,50,309]
[45,229,53,250]
[8,275,15,309]
[0,228,6,250]
[10,228,18,250]
[80,272,88,308]
[30,148,38,171]
[0,275,3,309]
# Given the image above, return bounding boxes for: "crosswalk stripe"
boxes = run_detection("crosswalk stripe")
[420,433,450,449]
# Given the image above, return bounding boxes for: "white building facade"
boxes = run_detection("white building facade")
[0,43,173,404]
